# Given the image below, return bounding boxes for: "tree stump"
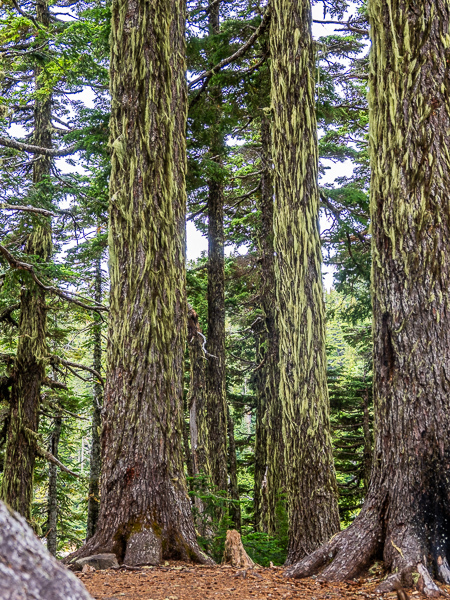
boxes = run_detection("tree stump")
[222,530,257,569]
[0,500,92,599]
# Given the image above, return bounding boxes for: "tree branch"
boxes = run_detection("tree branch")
[0,136,76,157]
[0,303,20,327]
[313,18,368,35]
[51,357,104,387]
[0,244,108,313]
[1,203,56,217]
[24,427,81,478]
[189,6,271,89]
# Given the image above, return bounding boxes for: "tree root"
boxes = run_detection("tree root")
[284,515,448,597]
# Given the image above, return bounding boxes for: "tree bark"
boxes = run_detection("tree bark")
[69,0,211,565]
[1,0,52,520]
[285,0,450,593]
[47,415,62,556]
[86,257,102,540]
[205,0,228,495]
[270,0,340,564]
[0,501,93,600]
[187,307,208,478]
[227,408,241,531]
[254,113,283,535]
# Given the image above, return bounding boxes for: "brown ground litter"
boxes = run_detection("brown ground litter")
[76,561,450,600]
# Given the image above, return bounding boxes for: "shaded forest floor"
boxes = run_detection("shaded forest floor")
[76,561,448,600]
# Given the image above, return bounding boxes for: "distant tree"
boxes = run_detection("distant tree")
[286,0,450,593]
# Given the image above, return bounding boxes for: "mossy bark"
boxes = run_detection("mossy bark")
[187,307,208,478]
[227,408,241,531]
[253,114,283,535]
[47,415,62,556]
[286,0,450,591]
[205,0,228,495]
[72,0,210,564]
[1,0,52,521]
[86,258,102,540]
[270,0,340,564]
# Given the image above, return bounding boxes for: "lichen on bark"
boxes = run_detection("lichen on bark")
[269,0,340,564]
[69,0,211,565]
[285,0,450,592]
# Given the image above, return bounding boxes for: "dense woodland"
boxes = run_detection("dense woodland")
[0,0,449,595]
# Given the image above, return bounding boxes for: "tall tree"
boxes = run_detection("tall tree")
[270,0,340,564]
[286,0,450,593]
[71,0,211,564]
[205,0,228,495]
[253,113,283,535]
[1,0,53,519]
[86,257,103,540]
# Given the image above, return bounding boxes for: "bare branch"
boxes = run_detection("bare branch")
[1,204,56,217]
[42,377,68,390]
[24,427,81,478]
[0,136,76,157]
[313,18,369,36]
[52,357,105,387]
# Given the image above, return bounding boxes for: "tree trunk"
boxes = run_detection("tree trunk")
[187,307,208,478]
[0,501,92,600]
[227,409,241,531]
[86,257,102,540]
[70,0,211,565]
[285,1,450,593]
[362,371,372,495]
[270,0,340,564]
[205,0,228,495]
[1,0,52,520]
[254,113,283,535]
[47,415,62,556]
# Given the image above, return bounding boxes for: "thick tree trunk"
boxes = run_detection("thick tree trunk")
[70,0,210,565]
[285,1,450,593]
[254,114,282,535]
[0,501,92,600]
[47,415,62,556]
[205,0,228,495]
[1,0,52,520]
[270,0,340,564]
[86,258,102,540]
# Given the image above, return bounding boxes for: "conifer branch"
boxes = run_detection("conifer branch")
[188,6,271,91]
[0,244,108,313]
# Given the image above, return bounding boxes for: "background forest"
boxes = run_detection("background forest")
[0,0,372,565]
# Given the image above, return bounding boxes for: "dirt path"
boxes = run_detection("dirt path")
[76,562,425,600]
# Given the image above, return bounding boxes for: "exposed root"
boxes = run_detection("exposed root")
[284,515,448,597]
[284,513,382,581]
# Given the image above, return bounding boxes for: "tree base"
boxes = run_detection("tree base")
[284,508,449,597]
[67,523,214,567]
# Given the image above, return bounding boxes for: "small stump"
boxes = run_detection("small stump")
[222,530,257,569]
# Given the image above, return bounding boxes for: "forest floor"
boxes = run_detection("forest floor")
[76,561,448,600]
